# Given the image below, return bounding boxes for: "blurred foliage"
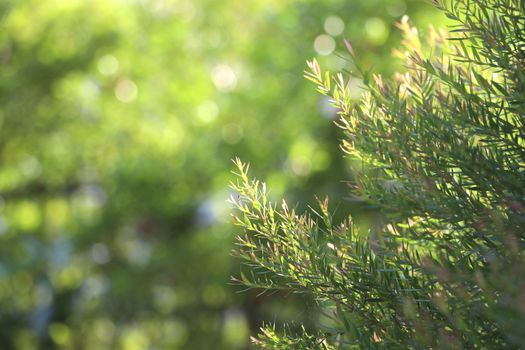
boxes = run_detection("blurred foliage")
[0,0,441,349]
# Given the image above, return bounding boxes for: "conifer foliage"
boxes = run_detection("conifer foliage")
[231,0,525,348]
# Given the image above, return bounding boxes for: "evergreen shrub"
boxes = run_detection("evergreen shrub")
[231,0,525,348]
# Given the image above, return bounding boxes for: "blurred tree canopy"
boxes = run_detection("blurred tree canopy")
[0,0,441,349]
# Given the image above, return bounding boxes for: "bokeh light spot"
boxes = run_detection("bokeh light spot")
[115,79,138,103]
[202,284,226,307]
[153,285,178,314]
[93,318,116,343]
[221,123,243,144]
[97,54,119,76]
[324,16,345,36]
[314,34,336,56]
[319,96,338,119]
[13,201,41,231]
[290,157,312,176]
[211,64,237,92]
[122,239,151,266]
[348,77,365,98]
[121,327,150,350]
[91,243,111,265]
[387,1,407,17]
[196,100,219,124]
[223,309,249,347]
[49,323,71,346]
[365,17,389,45]
[20,155,42,178]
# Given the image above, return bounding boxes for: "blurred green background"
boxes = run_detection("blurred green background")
[0,0,441,349]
